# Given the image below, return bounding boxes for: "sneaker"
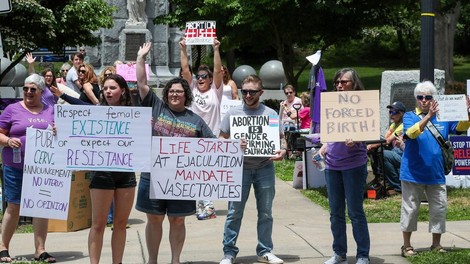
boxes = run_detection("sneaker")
[219,255,235,264]
[324,254,347,264]
[258,252,283,264]
[196,205,217,220]
[356,257,370,264]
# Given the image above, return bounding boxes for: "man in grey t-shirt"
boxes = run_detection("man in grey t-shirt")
[218,75,287,264]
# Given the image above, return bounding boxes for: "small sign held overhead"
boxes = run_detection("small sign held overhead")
[0,0,12,14]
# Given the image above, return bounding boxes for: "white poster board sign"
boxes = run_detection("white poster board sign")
[220,99,242,120]
[435,94,468,122]
[54,105,152,172]
[20,128,72,220]
[184,21,217,45]
[230,115,280,156]
[320,90,380,142]
[150,137,243,201]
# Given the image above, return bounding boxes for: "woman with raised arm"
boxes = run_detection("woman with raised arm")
[135,42,214,264]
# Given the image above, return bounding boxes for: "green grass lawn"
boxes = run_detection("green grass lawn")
[275,159,470,264]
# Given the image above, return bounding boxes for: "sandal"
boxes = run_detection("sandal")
[401,245,417,257]
[430,245,447,253]
[34,252,56,263]
[0,250,12,263]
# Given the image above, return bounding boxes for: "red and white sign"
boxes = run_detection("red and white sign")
[184,21,217,45]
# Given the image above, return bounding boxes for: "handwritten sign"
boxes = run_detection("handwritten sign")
[116,63,149,82]
[450,136,470,175]
[54,105,152,172]
[150,137,243,201]
[230,115,280,156]
[435,94,468,122]
[184,21,217,45]
[320,90,380,142]
[220,99,242,120]
[20,128,72,220]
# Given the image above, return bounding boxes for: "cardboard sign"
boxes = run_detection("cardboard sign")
[220,99,242,120]
[54,105,152,172]
[320,90,380,142]
[230,115,281,156]
[184,21,217,45]
[150,137,244,201]
[435,94,468,122]
[20,128,72,220]
[116,63,149,81]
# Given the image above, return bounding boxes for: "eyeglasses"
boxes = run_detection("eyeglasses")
[78,70,87,74]
[61,69,69,72]
[104,73,112,77]
[284,92,293,95]
[416,95,433,101]
[23,87,38,93]
[196,74,209,80]
[241,90,261,96]
[389,110,398,115]
[79,49,85,52]
[168,90,185,95]
[334,80,351,86]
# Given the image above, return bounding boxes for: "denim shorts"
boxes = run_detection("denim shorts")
[89,171,137,190]
[135,175,195,217]
[3,165,23,204]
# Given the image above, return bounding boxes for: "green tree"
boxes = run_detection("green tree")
[0,0,116,83]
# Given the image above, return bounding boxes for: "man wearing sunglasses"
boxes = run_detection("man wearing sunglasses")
[218,75,287,264]
[367,101,406,196]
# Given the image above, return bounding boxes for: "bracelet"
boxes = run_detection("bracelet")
[6,138,10,147]
[287,111,292,116]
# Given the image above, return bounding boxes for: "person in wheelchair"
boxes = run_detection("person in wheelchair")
[367,101,406,195]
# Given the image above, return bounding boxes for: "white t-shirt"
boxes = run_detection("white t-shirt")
[222,83,233,100]
[190,81,223,136]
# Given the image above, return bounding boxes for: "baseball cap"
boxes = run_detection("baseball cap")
[386,101,406,112]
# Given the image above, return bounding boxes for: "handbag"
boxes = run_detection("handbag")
[418,113,454,174]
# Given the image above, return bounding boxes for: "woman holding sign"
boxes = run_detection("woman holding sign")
[0,74,56,263]
[135,42,214,264]
[318,68,371,264]
[399,81,470,257]
[52,74,136,264]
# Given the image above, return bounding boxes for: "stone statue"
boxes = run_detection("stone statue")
[126,0,147,26]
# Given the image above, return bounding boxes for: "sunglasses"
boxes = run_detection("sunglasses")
[241,90,261,96]
[416,95,433,101]
[196,74,209,80]
[23,87,38,93]
[104,73,112,77]
[334,80,351,86]
[61,69,69,72]
[78,70,87,74]
[389,110,398,115]
[284,92,293,95]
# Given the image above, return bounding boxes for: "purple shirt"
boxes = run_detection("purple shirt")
[0,102,54,169]
[325,142,368,170]
[42,86,58,106]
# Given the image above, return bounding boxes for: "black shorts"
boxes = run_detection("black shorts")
[89,171,137,190]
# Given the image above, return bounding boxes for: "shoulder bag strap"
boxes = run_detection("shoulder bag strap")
[415,112,449,149]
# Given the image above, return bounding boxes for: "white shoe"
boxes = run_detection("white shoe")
[219,255,235,264]
[356,257,370,264]
[258,252,283,264]
[324,254,347,264]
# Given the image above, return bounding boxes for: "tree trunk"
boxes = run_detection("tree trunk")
[435,2,461,84]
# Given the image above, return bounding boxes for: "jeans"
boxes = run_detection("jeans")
[383,148,403,192]
[325,164,370,259]
[222,163,276,257]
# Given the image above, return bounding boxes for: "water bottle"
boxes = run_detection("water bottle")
[13,148,21,163]
[311,149,325,171]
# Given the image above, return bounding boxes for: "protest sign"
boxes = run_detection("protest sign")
[184,21,217,45]
[434,94,468,122]
[150,137,243,201]
[320,90,380,142]
[450,136,470,175]
[54,105,152,172]
[20,128,72,220]
[230,115,280,156]
[116,63,149,82]
[220,99,242,120]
